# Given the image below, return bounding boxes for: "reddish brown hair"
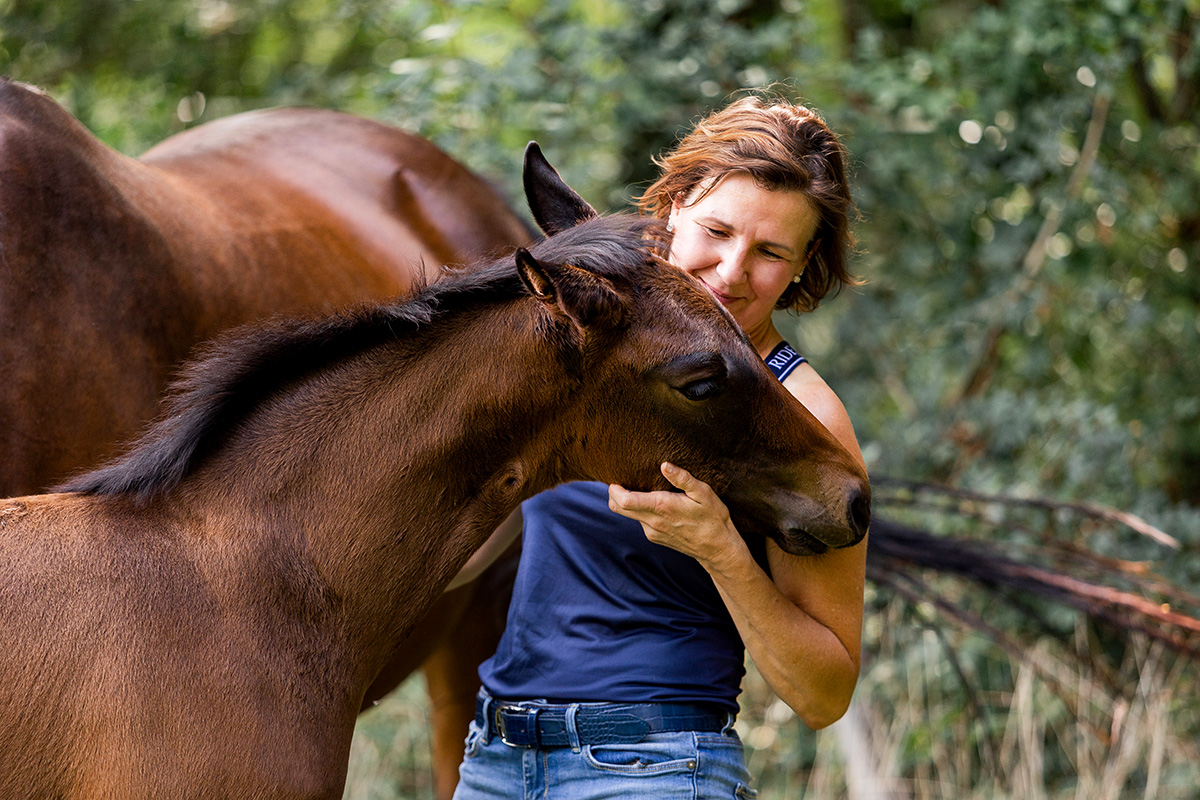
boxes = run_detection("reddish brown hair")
[638,94,860,313]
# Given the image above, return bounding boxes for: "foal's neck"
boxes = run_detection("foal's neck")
[177,306,569,671]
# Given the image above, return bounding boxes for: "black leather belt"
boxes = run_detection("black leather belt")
[476,694,729,748]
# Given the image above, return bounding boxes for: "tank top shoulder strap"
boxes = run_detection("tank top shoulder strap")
[764,340,807,381]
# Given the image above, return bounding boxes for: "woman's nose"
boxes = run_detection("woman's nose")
[715,245,749,284]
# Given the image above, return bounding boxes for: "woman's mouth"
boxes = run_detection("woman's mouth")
[702,282,738,305]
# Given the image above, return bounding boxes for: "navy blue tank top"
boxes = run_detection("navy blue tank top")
[479,341,806,713]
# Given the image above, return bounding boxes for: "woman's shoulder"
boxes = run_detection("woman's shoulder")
[779,360,865,470]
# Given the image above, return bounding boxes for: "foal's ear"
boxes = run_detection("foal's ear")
[523,142,598,236]
[515,248,625,330]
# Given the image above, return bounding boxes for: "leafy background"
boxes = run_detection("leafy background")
[3,0,1198,796]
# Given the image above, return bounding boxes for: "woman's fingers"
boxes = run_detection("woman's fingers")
[662,462,727,511]
[610,463,721,515]
[607,482,680,521]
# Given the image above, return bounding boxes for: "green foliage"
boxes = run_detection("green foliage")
[809,0,1200,510]
[3,0,1198,796]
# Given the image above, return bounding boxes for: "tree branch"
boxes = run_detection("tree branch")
[872,475,1178,548]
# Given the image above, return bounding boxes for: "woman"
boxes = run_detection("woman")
[451,94,868,799]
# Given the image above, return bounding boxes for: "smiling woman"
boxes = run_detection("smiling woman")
[666,172,820,354]
[449,94,870,800]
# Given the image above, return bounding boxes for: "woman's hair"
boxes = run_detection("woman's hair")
[637,94,860,313]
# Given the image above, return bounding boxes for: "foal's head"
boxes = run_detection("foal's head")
[519,144,869,555]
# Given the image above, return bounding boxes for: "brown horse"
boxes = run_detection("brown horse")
[0,77,527,795]
[0,147,869,798]
[0,77,528,498]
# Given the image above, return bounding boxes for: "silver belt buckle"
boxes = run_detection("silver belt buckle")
[495,705,537,747]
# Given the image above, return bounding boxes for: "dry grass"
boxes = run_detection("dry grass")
[731,597,1200,800]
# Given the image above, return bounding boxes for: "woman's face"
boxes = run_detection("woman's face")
[668,172,818,341]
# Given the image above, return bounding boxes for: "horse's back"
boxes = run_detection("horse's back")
[141,106,531,283]
[0,82,530,496]
[0,80,197,494]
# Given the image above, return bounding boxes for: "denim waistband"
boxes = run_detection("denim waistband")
[475,690,731,749]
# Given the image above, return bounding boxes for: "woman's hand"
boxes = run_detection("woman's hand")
[613,455,865,731]
[608,462,748,568]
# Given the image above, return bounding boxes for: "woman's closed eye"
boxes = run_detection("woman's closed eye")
[701,225,788,261]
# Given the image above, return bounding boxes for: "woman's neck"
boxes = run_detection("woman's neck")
[744,318,784,361]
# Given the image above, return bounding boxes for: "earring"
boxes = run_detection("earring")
[792,274,802,283]
[666,220,675,233]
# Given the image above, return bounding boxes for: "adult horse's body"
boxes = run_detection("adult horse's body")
[0,153,870,798]
[0,77,529,497]
[0,78,528,795]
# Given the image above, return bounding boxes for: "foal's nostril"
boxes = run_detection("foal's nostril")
[847,489,871,544]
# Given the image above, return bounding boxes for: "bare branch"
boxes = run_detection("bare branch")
[872,475,1179,548]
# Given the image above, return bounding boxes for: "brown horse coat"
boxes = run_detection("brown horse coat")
[0,78,529,496]
[0,162,869,796]
[0,79,530,795]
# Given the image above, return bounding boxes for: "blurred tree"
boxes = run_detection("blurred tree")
[822,0,1200,515]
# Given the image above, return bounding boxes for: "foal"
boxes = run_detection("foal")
[0,148,868,798]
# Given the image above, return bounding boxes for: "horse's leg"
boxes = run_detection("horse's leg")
[422,543,519,800]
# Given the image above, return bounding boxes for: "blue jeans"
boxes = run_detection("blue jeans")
[452,703,757,800]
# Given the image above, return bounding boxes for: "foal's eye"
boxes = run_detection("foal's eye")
[679,378,724,402]
[661,352,727,402]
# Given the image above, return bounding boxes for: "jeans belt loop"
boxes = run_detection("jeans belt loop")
[478,693,495,744]
[565,704,581,752]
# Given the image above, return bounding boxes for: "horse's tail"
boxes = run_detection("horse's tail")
[868,518,1200,660]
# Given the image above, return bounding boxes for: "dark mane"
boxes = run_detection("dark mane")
[60,214,662,500]
[524,213,666,284]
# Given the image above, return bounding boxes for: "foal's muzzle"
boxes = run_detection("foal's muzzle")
[778,482,871,556]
